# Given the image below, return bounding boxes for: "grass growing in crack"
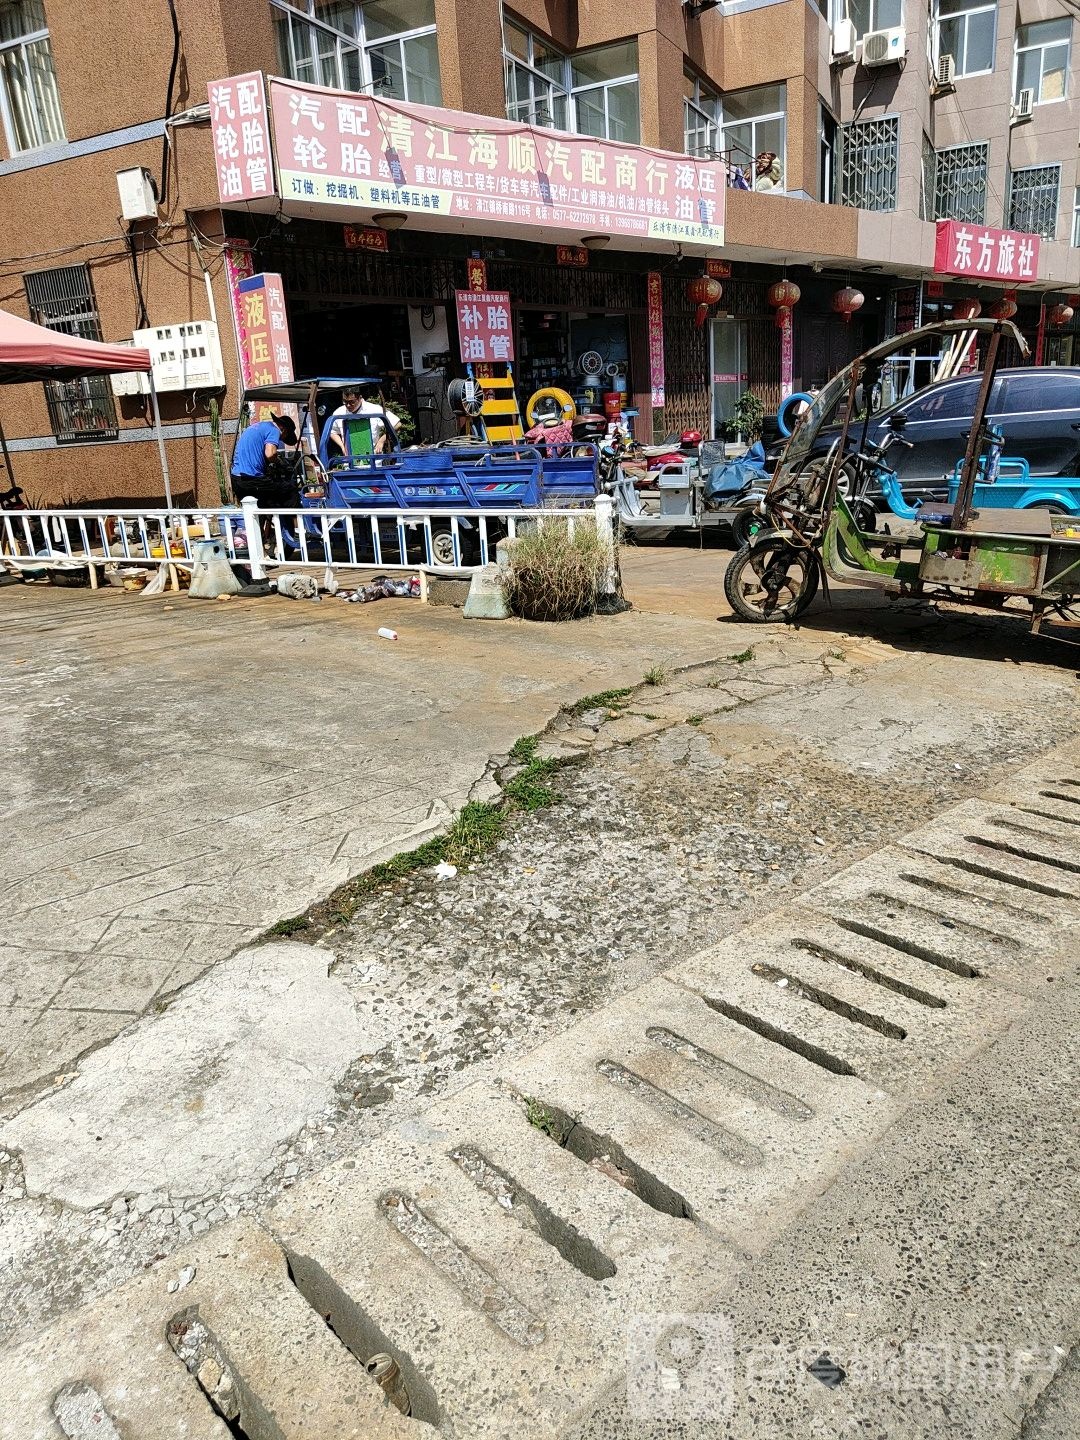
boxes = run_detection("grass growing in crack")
[827,648,847,661]
[730,647,755,664]
[503,756,562,811]
[686,714,704,726]
[524,1096,569,1143]
[567,686,633,716]
[267,915,308,937]
[644,665,667,686]
[443,801,506,863]
[509,734,539,764]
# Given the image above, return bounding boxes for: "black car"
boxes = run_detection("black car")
[766,366,1080,501]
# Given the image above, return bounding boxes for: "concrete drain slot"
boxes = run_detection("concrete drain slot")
[699,996,857,1077]
[381,1192,546,1346]
[1021,801,1080,826]
[450,1144,617,1281]
[518,1095,696,1220]
[967,833,1080,877]
[921,852,1073,902]
[828,915,981,978]
[993,815,1080,845]
[865,889,1018,949]
[750,962,907,1041]
[596,1059,764,1167]
[897,871,1045,924]
[791,939,946,1009]
[284,1248,439,1425]
[1039,786,1080,804]
[645,1026,813,1121]
[52,1383,123,1440]
[167,1307,249,1437]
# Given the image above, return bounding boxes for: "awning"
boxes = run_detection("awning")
[242,376,382,404]
[0,307,151,386]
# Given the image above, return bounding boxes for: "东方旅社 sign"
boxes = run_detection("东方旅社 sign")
[934,220,1040,283]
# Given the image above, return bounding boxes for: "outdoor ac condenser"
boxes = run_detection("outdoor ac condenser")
[1011,88,1035,122]
[133,321,226,392]
[862,26,906,67]
[937,53,955,86]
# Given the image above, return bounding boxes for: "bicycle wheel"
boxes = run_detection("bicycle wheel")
[724,537,820,623]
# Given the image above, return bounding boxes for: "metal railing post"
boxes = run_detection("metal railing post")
[593,492,617,597]
[241,495,266,580]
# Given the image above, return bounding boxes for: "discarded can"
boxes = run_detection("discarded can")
[377,627,398,640]
[366,1352,411,1415]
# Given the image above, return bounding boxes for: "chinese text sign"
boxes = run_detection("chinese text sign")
[934,221,1039,284]
[209,73,273,203]
[455,290,514,364]
[647,273,665,409]
[236,273,294,404]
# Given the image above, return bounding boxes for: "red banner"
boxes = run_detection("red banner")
[209,73,272,202]
[706,259,731,279]
[647,272,665,409]
[236,273,294,400]
[455,290,514,363]
[934,220,1039,284]
[343,224,388,251]
[466,257,488,291]
[267,78,724,247]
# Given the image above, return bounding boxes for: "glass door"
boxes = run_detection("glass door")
[710,317,748,439]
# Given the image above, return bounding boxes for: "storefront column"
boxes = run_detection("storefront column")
[637,29,685,153]
[433,0,505,117]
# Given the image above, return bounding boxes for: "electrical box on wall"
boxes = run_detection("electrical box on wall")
[132,321,226,392]
[116,167,159,221]
[107,341,148,397]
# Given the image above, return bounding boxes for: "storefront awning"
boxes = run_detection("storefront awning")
[208,72,725,257]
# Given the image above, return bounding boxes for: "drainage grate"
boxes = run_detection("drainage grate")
[645,1026,813,1121]
[827,914,980,978]
[791,938,946,1010]
[597,1059,764,1167]
[897,870,1046,924]
[700,996,857,1077]
[750,962,908,1041]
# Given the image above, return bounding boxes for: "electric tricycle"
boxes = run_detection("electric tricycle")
[723,320,1080,634]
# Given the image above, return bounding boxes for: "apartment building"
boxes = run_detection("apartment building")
[0,0,1077,504]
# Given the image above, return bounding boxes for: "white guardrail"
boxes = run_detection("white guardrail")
[1,495,616,589]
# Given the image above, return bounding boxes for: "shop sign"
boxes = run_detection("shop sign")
[557,245,589,267]
[455,290,514,363]
[934,220,1039,284]
[267,78,725,246]
[780,313,793,400]
[925,280,944,298]
[343,224,388,252]
[705,259,731,279]
[236,273,294,401]
[225,241,257,388]
[647,272,665,409]
[894,286,921,334]
[209,72,273,203]
[467,257,488,290]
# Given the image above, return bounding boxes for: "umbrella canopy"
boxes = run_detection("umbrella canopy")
[0,307,151,385]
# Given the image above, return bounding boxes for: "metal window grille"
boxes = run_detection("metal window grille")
[1008,164,1060,240]
[24,265,118,443]
[840,116,899,212]
[933,142,989,223]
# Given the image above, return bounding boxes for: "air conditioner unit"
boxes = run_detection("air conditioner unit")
[937,53,955,86]
[1011,87,1034,122]
[831,18,856,62]
[132,321,226,392]
[862,26,907,68]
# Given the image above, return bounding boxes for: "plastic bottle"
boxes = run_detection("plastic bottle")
[378,627,398,640]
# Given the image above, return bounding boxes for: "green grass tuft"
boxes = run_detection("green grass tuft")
[568,687,633,716]
[524,1096,567,1142]
[686,714,704,726]
[267,915,308,937]
[509,734,539,764]
[503,756,562,811]
[730,647,755,664]
[644,665,667,686]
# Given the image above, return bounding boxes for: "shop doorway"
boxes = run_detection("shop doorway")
[515,309,631,417]
[291,302,413,381]
[710,318,748,438]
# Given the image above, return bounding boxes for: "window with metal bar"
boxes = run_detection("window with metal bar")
[0,0,64,154]
[23,265,118,443]
[840,115,899,211]
[1008,163,1059,240]
[933,141,988,223]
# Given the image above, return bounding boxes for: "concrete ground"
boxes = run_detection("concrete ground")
[1,546,1078,1435]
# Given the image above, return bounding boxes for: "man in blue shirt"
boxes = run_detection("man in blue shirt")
[230,413,298,506]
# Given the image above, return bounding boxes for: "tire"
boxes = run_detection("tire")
[723,537,820,623]
[730,508,772,549]
[430,527,459,567]
[1029,502,1068,515]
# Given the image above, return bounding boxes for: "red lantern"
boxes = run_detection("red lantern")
[1049,302,1074,328]
[986,296,1017,321]
[686,275,723,327]
[952,298,981,321]
[767,279,801,330]
[832,286,865,324]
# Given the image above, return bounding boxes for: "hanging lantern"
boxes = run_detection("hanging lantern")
[986,296,1017,321]
[1049,302,1074,328]
[832,286,865,324]
[952,298,981,321]
[686,275,723,328]
[767,279,801,330]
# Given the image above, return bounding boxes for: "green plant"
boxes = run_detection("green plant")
[644,665,667,686]
[730,647,755,664]
[724,390,765,442]
[502,518,609,622]
[509,734,539,764]
[568,687,633,716]
[504,756,562,811]
[394,411,417,447]
[827,648,847,661]
[209,397,229,505]
[524,1096,566,1141]
[443,802,505,865]
[687,714,704,726]
[268,915,308,937]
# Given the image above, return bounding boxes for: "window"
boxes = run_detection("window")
[840,115,899,211]
[0,0,64,154]
[503,17,568,128]
[820,106,838,203]
[684,71,721,158]
[906,378,981,421]
[933,141,988,223]
[1014,17,1071,105]
[272,0,440,104]
[849,0,903,39]
[935,0,995,77]
[1073,185,1080,247]
[723,83,786,191]
[998,372,1077,412]
[1008,163,1059,239]
[571,40,639,143]
[24,266,118,443]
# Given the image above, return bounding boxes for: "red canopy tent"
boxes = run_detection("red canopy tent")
[0,307,173,507]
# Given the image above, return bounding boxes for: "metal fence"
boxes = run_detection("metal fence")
[1,496,613,589]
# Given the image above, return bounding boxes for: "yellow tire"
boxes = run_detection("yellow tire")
[525,387,576,427]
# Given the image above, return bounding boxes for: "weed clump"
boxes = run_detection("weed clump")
[502,518,609,622]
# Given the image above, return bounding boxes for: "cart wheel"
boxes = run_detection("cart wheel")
[730,509,772,549]
[723,537,820,623]
[431,527,469,567]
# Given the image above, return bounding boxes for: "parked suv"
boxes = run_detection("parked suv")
[767,367,1080,502]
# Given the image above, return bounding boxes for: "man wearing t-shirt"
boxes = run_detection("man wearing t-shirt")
[230,412,299,506]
